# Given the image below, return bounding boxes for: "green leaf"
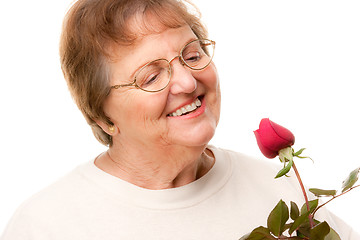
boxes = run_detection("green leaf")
[309,188,337,197]
[293,148,306,156]
[297,218,321,237]
[267,200,289,237]
[239,227,276,240]
[289,211,310,235]
[275,158,293,179]
[324,227,341,240]
[301,199,319,215]
[310,221,330,240]
[283,223,292,231]
[290,201,300,220]
[297,220,311,238]
[295,155,314,163]
[342,167,360,192]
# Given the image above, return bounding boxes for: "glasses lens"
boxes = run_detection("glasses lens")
[135,59,171,92]
[181,39,215,70]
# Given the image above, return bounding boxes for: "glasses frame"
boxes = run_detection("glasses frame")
[110,39,216,93]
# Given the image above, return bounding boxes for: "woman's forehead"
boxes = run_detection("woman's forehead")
[110,24,195,61]
[107,25,196,82]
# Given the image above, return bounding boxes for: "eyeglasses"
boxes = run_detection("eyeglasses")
[110,39,215,93]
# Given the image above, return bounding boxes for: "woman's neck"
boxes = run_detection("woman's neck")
[94,144,215,190]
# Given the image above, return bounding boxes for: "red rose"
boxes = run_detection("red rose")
[254,118,295,158]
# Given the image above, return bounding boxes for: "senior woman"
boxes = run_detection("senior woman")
[1,0,359,239]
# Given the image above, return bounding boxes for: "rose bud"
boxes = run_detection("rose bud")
[254,118,295,158]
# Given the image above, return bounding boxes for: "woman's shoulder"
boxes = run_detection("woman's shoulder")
[1,159,115,239]
[209,145,303,198]
[6,161,94,221]
[209,145,282,174]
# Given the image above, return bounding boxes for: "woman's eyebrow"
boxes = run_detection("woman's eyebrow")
[127,37,198,80]
[129,60,151,80]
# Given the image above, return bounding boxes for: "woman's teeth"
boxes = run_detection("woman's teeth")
[169,98,202,117]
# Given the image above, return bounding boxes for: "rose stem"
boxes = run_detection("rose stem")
[312,184,360,216]
[292,161,315,228]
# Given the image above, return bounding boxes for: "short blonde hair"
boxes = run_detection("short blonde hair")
[59,0,208,146]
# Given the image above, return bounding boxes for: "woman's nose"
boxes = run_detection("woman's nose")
[168,57,197,95]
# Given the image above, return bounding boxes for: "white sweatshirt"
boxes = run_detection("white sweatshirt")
[1,146,359,239]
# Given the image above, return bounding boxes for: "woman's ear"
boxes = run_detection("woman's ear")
[94,119,119,136]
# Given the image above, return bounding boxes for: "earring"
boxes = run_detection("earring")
[108,125,115,134]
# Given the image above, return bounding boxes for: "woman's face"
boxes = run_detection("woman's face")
[103,25,221,150]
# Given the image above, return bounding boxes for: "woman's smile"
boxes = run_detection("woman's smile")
[167,96,203,117]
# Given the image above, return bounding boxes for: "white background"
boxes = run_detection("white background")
[0,0,359,234]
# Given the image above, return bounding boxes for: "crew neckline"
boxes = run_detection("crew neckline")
[78,146,233,210]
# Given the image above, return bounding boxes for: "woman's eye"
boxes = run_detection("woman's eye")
[184,51,201,62]
[142,73,160,86]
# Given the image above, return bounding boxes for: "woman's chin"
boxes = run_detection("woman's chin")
[170,124,217,148]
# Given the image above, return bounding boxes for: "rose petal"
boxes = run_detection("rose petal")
[254,118,295,158]
[254,130,279,158]
[270,120,295,146]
